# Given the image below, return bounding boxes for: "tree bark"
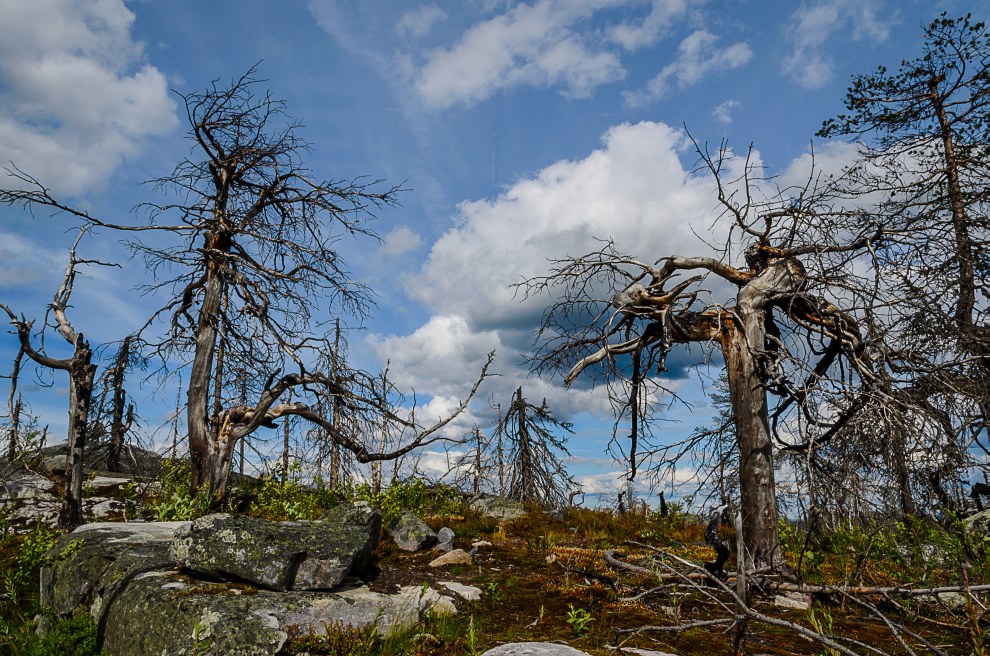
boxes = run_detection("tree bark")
[61,337,96,529]
[719,257,803,569]
[187,233,227,496]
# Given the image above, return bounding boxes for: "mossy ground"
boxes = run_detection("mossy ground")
[288,504,983,655]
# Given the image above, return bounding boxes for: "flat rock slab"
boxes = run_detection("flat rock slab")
[1,472,56,499]
[440,581,482,600]
[169,510,379,591]
[86,476,133,493]
[481,643,592,656]
[429,549,473,567]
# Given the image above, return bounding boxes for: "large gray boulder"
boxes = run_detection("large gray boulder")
[169,507,380,591]
[387,510,438,551]
[481,643,592,656]
[470,494,528,521]
[40,521,189,622]
[41,517,462,655]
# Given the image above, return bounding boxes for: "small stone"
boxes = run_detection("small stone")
[472,540,492,548]
[773,592,810,610]
[439,581,482,601]
[428,549,473,567]
[933,591,968,609]
[435,527,455,551]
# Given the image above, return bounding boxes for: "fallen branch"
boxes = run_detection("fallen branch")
[765,581,990,597]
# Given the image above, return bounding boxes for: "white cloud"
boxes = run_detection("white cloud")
[0,0,178,196]
[712,99,740,125]
[380,226,424,256]
[781,0,892,89]
[624,30,753,106]
[606,0,689,50]
[370,121,753,433]
[414,0,627,108]
[397,5,448,39]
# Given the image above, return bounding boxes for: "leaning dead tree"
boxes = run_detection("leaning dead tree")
[0,229,109,529]
[523,143,891,569]
[1,67,492,501]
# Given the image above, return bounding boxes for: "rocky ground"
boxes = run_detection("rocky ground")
[0,445,983,655]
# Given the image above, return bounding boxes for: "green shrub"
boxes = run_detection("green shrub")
[26,614,108,656]
[139,460,214,521]
[341,479,461,524]
[15,521,60,585]
[247,463,334,520]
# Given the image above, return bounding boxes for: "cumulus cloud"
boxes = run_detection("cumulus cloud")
[414,0,628,108]
[369,121,753,435]
[0,0,178,196]
[380,226,425,256]
[781,0,892,89]
[624,30,753,106]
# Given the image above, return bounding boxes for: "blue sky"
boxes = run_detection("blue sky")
[0,0,983,503]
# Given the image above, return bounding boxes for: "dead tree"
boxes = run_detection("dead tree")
[1,68,493,502]
[105,335,135,472]
[495,386,576,508]
[522,143,888,569]
[0,230,108,529]
[4,347,23,460]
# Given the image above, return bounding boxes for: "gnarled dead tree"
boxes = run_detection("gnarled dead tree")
[522,143,889,569]
[1,67,493,501]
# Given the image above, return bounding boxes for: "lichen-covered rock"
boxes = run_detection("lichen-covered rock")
[481,643,592,655]
[40,521,189,624]
[169,509,379,591]
[387,510,437,551]
[100,574,455,655]
[965,509,990,536]
[100,571,290,656]
[469,495,528,521]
